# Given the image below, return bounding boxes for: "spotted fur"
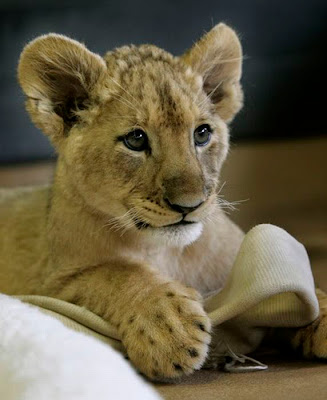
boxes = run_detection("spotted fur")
[288,289,327,359]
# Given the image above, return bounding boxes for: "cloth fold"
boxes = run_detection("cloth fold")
[205,224,319,358]
[16,295,123,352]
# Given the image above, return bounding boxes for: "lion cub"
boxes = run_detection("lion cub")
[0,24,326,380]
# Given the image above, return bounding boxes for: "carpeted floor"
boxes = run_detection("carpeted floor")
[156,354,327,400]
[1,136,326,399]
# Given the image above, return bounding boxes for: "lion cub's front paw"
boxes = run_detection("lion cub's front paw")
[311,313,327,359]
[292,314,327,359]
[292,289,327,359]
[119,282,211,380]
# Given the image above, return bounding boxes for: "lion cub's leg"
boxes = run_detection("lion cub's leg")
[47,261,211,380]
[273,289,327,359]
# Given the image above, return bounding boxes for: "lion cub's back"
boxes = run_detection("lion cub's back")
[0,186,50,294]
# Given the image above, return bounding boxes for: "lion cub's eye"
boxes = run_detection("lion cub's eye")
[123,130,148,151]
[194,124,212,147]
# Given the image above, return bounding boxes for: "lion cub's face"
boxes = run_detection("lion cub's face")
[18,24,243,246]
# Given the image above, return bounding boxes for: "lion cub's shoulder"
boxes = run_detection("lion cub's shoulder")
[0,185,50,229]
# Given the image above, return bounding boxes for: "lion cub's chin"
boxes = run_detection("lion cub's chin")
[142,222,203,247]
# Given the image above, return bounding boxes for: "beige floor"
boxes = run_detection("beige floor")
[157,356,327,400]
[1,136,326,399]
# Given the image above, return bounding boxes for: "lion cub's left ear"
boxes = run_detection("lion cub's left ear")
[181,23,243,122]
[18,34,107,146]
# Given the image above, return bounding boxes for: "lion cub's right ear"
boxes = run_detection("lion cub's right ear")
[18,34,107,146]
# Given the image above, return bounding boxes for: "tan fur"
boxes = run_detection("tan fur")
[0,24,326,380]
[288,289,327,359]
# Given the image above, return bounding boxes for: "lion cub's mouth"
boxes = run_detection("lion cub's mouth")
[165,220,196,227]
[134,218,196,230]
[132,215,203,246]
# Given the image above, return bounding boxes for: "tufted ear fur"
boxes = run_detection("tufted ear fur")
[181,23,243,122]
[18,34,107,145]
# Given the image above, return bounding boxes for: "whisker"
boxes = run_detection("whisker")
[217,181,227,196]
[198,80,224,107]
[102,207,138,234]
[215,197,249,213]
[111,93,140,114]
[108,76,140,105]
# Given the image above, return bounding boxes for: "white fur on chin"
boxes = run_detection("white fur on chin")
[146,222,203,247]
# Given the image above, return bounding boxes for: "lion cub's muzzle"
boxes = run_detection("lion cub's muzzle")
[131,174,212,230]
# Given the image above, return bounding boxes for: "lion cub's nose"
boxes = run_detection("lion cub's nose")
[165,199,204,214]
[163,174,207,214]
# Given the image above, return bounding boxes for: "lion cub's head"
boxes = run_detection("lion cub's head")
[18,24,243,246]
